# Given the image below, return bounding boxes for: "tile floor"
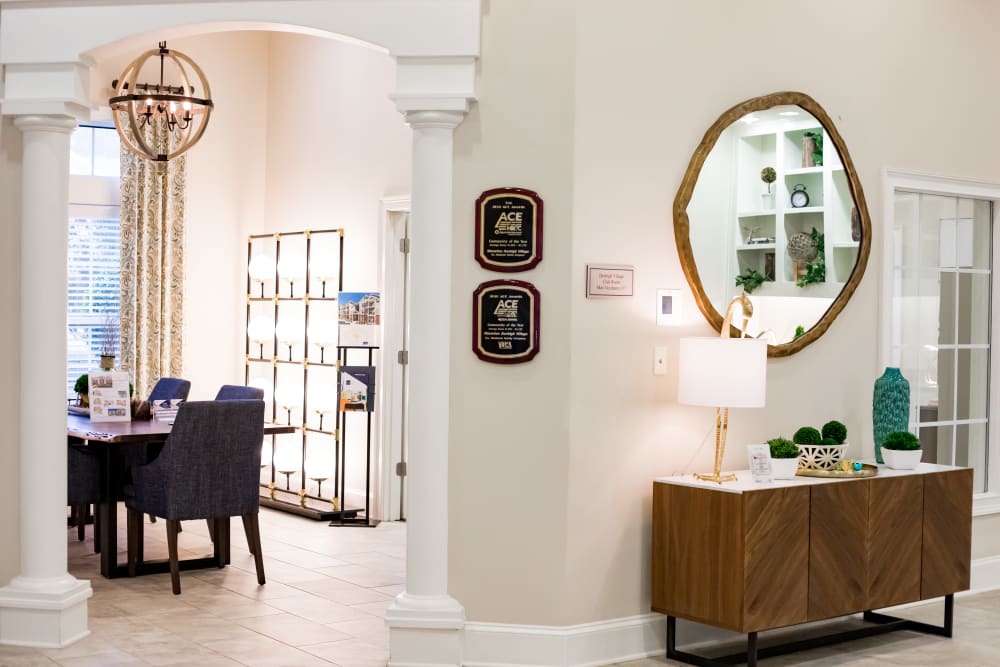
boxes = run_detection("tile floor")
[1,510,998,666]
[0,506,403,666]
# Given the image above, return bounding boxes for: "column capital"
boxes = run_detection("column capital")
[403,110,467,131]
[13,115,77,134]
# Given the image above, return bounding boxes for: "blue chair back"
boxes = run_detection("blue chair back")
[148,378,191,404]
[215,384,265,401]
[126,399,265,520]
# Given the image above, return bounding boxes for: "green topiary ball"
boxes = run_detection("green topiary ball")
[821,420,847,444]
[793,426,822,445]
[882,431,921,451]
[821,437,840,446]
[767,437,799,459]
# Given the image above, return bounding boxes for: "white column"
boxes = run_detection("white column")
[0,115,92,648]
[385,110,466,666]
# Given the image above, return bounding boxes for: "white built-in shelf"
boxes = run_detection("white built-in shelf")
[785,166,824,176]
[833,242,860,249]
[736,243,776,251]
[785,206,824,215]
[738,210,777,218]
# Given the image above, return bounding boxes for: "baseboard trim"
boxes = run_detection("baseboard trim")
[463,614,666,667]
[460,555,1000,667]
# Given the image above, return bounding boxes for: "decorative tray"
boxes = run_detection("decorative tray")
[796,463,878,479]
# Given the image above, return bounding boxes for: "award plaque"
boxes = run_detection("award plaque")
[472,280,540,364]
[475,187,543,272]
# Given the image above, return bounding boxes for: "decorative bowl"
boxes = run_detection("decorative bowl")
[797,443,848,470]
[882,448,922,470]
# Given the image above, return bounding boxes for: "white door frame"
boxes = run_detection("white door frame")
[377,195,411,522]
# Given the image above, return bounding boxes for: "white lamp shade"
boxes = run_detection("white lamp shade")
[273,386,302,410]
[248,254,276,281]
[275,319,303,344]
[305,450,335,480]
[310,250,338,281]
[277,253,307,281]
[677,337,767,408]
[311,393,336,415]
[272,444,301,474]
[247,317,274,344]
[307,321,337,347]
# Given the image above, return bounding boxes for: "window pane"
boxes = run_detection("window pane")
[972,199,992,270]
[92,128,120,177]
[956,422,988,493]
[936,348,956,422]
[918,423,953,466]
[957,273,991,345]
[69,128,93,176]
[957,348,989,420]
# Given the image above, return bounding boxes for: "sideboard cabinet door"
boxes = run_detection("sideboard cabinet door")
[922,469,973,599]
[868,476,923,608]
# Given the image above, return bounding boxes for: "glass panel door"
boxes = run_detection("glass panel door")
[891,192,991,492]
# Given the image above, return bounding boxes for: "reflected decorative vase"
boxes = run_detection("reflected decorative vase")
[761,192,774,210]
[873,367,910,464]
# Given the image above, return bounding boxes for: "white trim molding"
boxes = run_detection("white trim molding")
[463,614,667,667]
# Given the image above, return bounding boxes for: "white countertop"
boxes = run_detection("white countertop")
[654,462,967,494]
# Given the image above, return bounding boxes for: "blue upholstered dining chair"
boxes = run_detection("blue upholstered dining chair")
[215,384,264,401]
[68,376,193,546]
[125,399,266,594]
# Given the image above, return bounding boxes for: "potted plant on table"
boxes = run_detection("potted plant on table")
[794,422,848,470]
[99,315,119,370]
[767,437,799,479]
[74,373,89,407]
[881,431,922,470]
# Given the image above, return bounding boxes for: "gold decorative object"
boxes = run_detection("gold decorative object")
[797,463,878,479]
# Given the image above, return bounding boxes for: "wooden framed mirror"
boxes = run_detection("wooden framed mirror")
[674,91,871,356]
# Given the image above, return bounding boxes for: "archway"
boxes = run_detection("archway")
[0,3,478,666]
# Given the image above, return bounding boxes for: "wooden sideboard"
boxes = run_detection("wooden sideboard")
[652,464,972,666]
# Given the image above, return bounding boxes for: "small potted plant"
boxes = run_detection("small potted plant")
[99,315,119,370]
[74,373,89,407]
[767,437,799,479]
[760,167,776,209]
[794,423,847,470]
[881,431,922,470]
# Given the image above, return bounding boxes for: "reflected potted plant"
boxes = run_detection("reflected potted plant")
[760,167,776,209]
[881,431,922,470]
[74,373,89,408]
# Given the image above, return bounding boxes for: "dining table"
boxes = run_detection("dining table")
[67,412,295,578]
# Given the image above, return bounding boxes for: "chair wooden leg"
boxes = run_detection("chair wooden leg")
[166,519,181,594]
[241,515,254,555]
[148,514,156,523]
[74,505,86,541]
[94,508,101,554]
[126,509,139,577]
[243,513,265,585]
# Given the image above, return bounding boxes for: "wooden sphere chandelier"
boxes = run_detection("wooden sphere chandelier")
[109,42,213,162]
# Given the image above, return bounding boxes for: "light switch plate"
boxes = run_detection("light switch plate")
[654,346,667,375]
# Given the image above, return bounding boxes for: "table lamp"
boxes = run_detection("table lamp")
[677,336,767,483]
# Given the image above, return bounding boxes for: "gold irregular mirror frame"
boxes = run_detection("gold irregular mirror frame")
[674,91,871,357]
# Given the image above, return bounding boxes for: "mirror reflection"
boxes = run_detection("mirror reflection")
[686,103,863,346]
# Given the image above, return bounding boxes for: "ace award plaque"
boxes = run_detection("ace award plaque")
[475,187,543,272]
[472,280,540,364]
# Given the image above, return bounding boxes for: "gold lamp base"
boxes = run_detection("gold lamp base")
[693,471,738,484]
[694,406,738,484]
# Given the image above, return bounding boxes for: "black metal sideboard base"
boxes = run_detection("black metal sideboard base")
[667,594,953,667]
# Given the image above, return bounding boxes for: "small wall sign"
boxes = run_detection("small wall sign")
[586,264,634,297]
[472,280,540,364]
[475,187,543,272]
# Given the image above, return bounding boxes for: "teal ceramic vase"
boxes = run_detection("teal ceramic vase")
[873,367,910,464]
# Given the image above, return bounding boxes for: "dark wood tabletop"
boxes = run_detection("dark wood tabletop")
[67,413,296,443]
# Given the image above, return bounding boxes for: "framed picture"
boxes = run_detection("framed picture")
[339,366,376,412]
[338,292,381,347]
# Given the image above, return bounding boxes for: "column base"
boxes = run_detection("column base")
[0,575,92,647]
[387,592,465,667]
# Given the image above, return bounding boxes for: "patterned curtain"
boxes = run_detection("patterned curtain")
[119,114,186,398]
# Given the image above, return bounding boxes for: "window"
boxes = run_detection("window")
[883,171,1000,511]
[67,125,121,397]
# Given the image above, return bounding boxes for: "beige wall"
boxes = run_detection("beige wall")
[451,0,1000,626]
[450,0,576,623]
[0,119,22,583]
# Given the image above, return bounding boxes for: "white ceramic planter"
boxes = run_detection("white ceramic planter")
[797,443,848,470]
[882,448,922,470]
[771,457,800,480]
